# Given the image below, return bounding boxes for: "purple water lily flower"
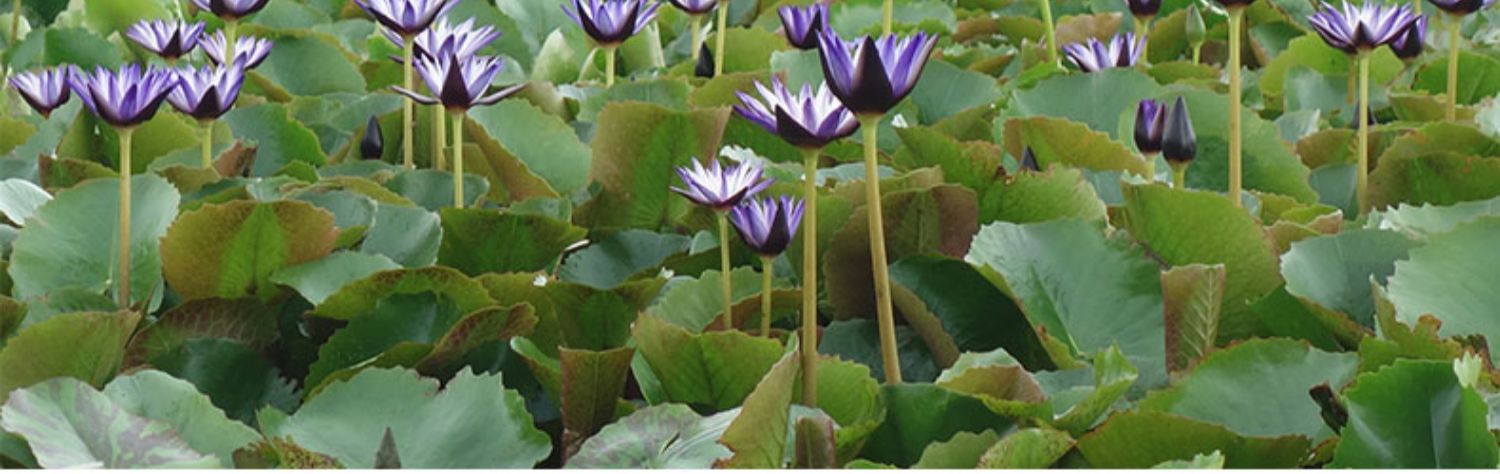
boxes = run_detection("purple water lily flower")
[1063,33,1143,72]
[203,31,273,69]
[1126,0,1161,18]
[731,196,805,257]
[356,0,458,37]
[393,54,524,110]
[1427,0,1492,15]
[69,64,178,128]
[816,30,938,115]
[1308,2,1421,55]
[8,68,71,118]
[167,65,244,121]
[734,78,859,149]
[191,0,271,20]
[563,0,661,46]
[779,4,827,50]
[386,18,501,61]
[668,0,715,15]
[125,19,206,60]
[672,159,773,211]
[1134,99,1165,154]
[1162,97,1195,164]
[1389,15,1426,60]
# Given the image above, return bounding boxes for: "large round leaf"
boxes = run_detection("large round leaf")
[0,311,139,402]
[1386,217,1500,358]
[1331,359,1499,468]
[1280,229,1419,327]
[159,199,338,301]
[101,370,263,467]
[0,377,218,469]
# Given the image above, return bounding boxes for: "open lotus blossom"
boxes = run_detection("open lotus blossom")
[386,18,501,61]
[356,0,457,37]
[69,64,178,128]
[203,31,273,69]
[1125,0,1161,17]
[779,3,827,50]
[167,65,244,121]
[734,78,859,149]
[563,0,661,46]
[667,0,715,15]
[816,30,938,114]
[1063,33,1143,72]
[1134,99,1165,155]
[731,195,804,257]
[1428,0,1493,15]
[8,68,71,118]
[1391,16,1426,60]
[1308,2,1421,55]
[191,0,270,19]
[125,19,206,60]
[393,54,524,110]
[672,159,772,211]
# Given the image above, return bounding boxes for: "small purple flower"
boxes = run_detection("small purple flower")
[1389,15,1426,60]
[734,78,858,149]
[355,0,458,37]
[1308,2,1421,55]
[69,64,178,128]
[1162,97,1195,164]
[1125,0,1161,17]
[667,0,715,15]
[1063,33,1143,72]
[563,0,662,47]
[1427,0,1492,15]
[779,4,827,50]
[8,68,71,118]
[167,65,244,121]
[816,30,938,115]
[1134,99,1165,154]
[386,18,501,61]
[125,19,206,60]
[203,31,273,69]
[393,54,524,110]
[731,196,804,257]
[191,0,271,20]
[672,159,773,211]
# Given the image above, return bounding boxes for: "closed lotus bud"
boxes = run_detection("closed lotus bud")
[361,115,384,160]
[1185,5,1206,47]
[1161,97,1196,164]
[1134,99,1166,155]
[1019,147,1040,172]
[696,43,714,78]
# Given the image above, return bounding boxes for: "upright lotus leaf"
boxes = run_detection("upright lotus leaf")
[1366,195,1500,239]
[255,35,366,96]
[1280,229,1419,327]
[1331,359,1499,468]
[805,355,885,460]
[560,346,635,452]
[0,378,219,469]
[1007,68,1162,136]
[1260,35,1404,103]
[977,428,1075,468]
[468,99,591,194]
[1413,50,1500,106]
[632,315,784,411]
[1118,183,1283,342]
[1139,338,1358,439]
[1251,285,1367,352]
[222,104,328,177]
[859,383,1016,467]
[1161,87,1318,201]
[309,266,494,321]
[275,368,550,468]
[889,255,1054,371]
[1002,117,1149,176]
[826,184,978,319]
[911,430,1001,468]
[1374,122,1500,166]
[577,101,731,230]
[645,267,796,333]
[565,404,733,468]
[0,311,139,403]
[150,339,299,425]
[934,360,1049,420]
[101,370,262,467]
[1367,152,1500,210]
[1386,217,1500,363]
[8,175,180,306]
[360,203,441,267]
[979,167,1108,225]
[461,118,560,204]
[1075,411,1310,468]
[480,272,662,353]
[964,219,1166,389]
[160,200,338,301]
[123,298,280,366]
[0,179,50,225]
[1161,264,1225,374]
[1049,346,1139,434]
[557,229,692,290]
[716,349,801,468]
[793,416,838,469]
[893,126,1003,192]
[384,170,490,211]
[306,295,517,387]
[267,251,402,305]
[437,208,586,276]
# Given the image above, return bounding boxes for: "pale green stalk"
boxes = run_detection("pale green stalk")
[452,111,465,208]
[1227,8,1244,208]
[717,212,733,331]
[800,147,820,403]
[1447,14,1460,121]
[760,256,773,337]
[118,129,135,308]
[402,37,415,169]
[714,2,728,76]
[201,121,213,168]
[434,105,446,171]
[1356,53,1371,215]
[1040,0,1059,63]
[860,116,900,384]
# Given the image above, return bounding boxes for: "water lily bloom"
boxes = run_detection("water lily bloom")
[668,0,714,15]
[732,196,804,257]
[672,159,772,211]
[1063,33,1143,72]
[167,65,243,121]
[8,68,71,118]
[734,78,859,149]
[387,18,501,61]
[356,0,457,37]
[1162,97,1195,189]
[191,0,270,20]
[393,54,523,110]
[1390,16,1426,60]
[816,30,938,115]
[1308,2,1421,55]
[125,19,206,60]
[780,3,827,50]
[1125,0,1161,18]
[1428,0,1492,15]
[202,31,273,69]
[362,116,385,160]
[69,64,178,129]
[563,0,660,46]
[1134,99,1165,155]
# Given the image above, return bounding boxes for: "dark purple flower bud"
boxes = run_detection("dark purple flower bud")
[1427,0,1492,15]
[125,19,206,60]
[393,54,524,110]
[1019,147,1039,172]
[1063,33,1143,72]
[671,159,773,211]
[1134,99,1166,154]
[1126,0,1161,18]
[668,0,715,15]
[8,68,71,118]
[563,0,661,47]
[816,30,938,115]
[1212,0,1256,9]
[203,31,273,69]
[167,65,244,121]
[361,116,384,159]
[1389,15,1426,60]
[696,43,714,78]
[191,0,271,20]
[69,64,178,129]
[779,4,827,50]
[1162,97,1195,164]
[385,18,501,61]
[1308,2,1420,55]
[734,77,859,149]
[730,195,804,257]
[355,0,458,37]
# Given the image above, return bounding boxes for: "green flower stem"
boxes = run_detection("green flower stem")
[1356,53,1371,216]
[433,105,446,171]
[224,20,239,70]
[452,111,465,209]
[1135,16,1150,64]
[1172,163,1187,189]
[402,37,415,169]
[714,2,728,76]
[760,256,773,337]
[1143,152,1157,180]
[690,15,704,62]
[1040,0,1059,63]
[882,0,893,35]
[800,147,820,405]
[717,211,733,331]
[1227,7,1244,208]
[1191,44,1201,64]
[117,128,135,309]
[859,115,901,385]
[1346,61,1356,104]
[9,0,19,48]
[604,46,616,88]
[201,121,213,168]
[1447,14,1460,122]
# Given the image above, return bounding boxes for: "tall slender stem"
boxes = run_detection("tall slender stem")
[717,212,734,331]
[714,1,728,76]
[690,15,704,62]
[117,128,135,309]
[8,0,18,49]
[1356,53,1370,216]
[224,21,239,70]
[800,147,820,404]
[1191,44,1201,64]
[1135,16,1150,65]
[201,121,213,168]
[1447,14,1460,122]
[452,111,465,209]
[1346,61,1356,105]
[760,256,773,337]
[1143,152,1157,180]
[604,47,616,87]
[1172,163,1186,189]
[433,105,446,171]
[401,37,415,169]
[1227,8,1244,208]
[881,0,893,34]
[1040,0,1059,63]
[860,116,901,385]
